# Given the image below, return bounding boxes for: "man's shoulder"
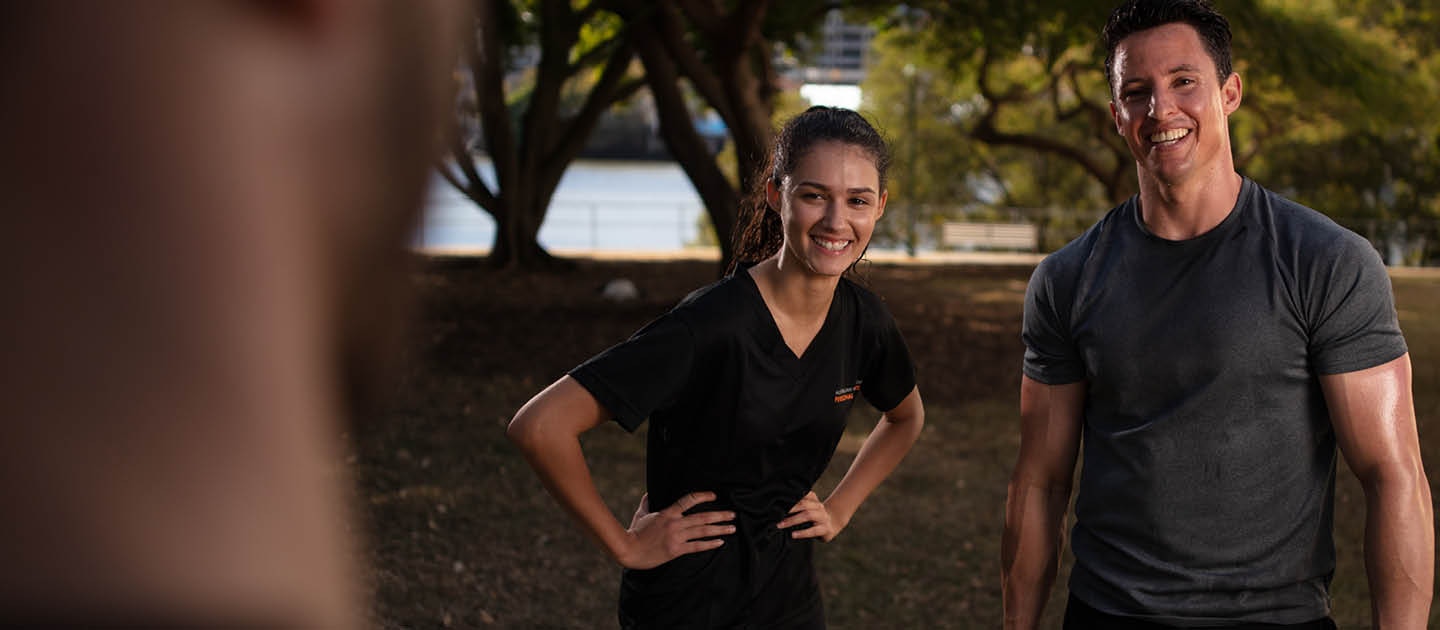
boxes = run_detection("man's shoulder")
[1033,200,1132,283]
[1245,180,1377,261]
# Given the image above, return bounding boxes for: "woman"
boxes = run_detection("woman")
[507,106,925,629]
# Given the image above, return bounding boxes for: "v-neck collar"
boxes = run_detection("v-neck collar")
[735,266,842,366]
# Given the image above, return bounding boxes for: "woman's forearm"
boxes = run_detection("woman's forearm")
[823,387,924,528]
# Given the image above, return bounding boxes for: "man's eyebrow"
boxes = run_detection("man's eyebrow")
[1120,63,1204,87]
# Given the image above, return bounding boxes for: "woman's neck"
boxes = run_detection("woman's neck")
[748,256,837,322]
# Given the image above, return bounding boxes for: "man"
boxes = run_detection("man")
[0,1,464,625]
[1002,1,1433,628]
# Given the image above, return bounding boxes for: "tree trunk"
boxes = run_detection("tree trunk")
[628,18,739,270]
[482,196,571,270]
[443,0,641,271]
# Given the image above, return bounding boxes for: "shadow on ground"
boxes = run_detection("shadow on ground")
[353,257,1440,629]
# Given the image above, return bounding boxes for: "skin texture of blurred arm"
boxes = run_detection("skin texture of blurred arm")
[1003,377,1085,630]
[1323,354,1433,629]
[0,0,465,625]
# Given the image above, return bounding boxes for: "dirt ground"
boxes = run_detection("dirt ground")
[353,256,1440,629]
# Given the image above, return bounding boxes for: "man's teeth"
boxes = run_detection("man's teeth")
[1150,128,1190,143]
[815,237,850,251]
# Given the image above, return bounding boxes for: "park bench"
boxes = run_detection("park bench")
[941,221,1040,252]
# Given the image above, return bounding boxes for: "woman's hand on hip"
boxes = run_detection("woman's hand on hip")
[619,491,735,570]
[778,491,848,542]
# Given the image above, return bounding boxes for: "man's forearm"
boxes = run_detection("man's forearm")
[1364,470,1434,628]
[1002,482,1070,630]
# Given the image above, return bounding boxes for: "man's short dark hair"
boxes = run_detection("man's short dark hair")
[1102,0,1233,95]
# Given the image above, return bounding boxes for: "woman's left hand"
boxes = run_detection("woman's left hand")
[777,491,848,542]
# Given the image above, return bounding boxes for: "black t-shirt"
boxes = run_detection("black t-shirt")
[1023,178,1407,625]
[570,268,916,629]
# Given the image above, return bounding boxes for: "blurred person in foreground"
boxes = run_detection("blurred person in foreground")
[508,106,925,629]
[1004,0,1432,628]
[0,1,465,626]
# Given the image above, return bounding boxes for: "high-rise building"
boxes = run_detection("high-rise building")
[783,9,874,86]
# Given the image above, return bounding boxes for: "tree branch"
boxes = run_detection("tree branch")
[439,158,501,212]
[520,0,582,175]
[728,0,770,54]
[548,41,639,164]
[971,111,1115,191]
[675,0,722,40]
[473,0,519,194]
[645,3,737,124]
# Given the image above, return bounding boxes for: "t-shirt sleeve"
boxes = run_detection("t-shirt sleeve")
[567,314,695,432]
[860,305,917,412]
[1306,233,1408,374]
[1022,257,1086,385]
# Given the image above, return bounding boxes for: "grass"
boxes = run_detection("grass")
[354,259,1440,629]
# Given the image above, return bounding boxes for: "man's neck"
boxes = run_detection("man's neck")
[1136,167,1243,241]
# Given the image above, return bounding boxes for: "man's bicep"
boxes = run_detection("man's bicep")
[1016,376,1086,483]
[1321,353,1420,482]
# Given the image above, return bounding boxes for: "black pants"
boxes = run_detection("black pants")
[1063,595,1337,630]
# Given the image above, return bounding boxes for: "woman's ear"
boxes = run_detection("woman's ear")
[766,178,781,211]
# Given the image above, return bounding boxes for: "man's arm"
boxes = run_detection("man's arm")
[1003,376,1086,630]
[1322,353,1433,629]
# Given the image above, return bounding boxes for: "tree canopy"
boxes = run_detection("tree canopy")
[447,1,1440,266]
[860,0,1440,261]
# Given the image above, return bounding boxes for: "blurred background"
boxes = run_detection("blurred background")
[366,2,1440,628]
[427,0,1440,267]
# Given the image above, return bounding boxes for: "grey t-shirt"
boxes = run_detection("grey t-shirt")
[1022,178,1407,626]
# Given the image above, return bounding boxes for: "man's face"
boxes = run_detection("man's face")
[1109,22,1242,187]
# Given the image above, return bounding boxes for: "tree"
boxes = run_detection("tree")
[861,1,1440,255]
[601,1,888,270]
[594,1,772,269]
[440,0,644,269]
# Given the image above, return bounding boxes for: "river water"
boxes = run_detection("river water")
[417,159,708,253]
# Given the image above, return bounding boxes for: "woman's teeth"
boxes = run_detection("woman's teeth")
[814,237,850,251]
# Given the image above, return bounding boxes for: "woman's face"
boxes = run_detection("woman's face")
[768,140,887,278]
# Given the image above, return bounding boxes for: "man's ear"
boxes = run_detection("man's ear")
[1222,72,1243,115]
[1110,100,1123,135]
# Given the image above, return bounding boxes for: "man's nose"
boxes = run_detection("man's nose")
[1149,88,1178,119]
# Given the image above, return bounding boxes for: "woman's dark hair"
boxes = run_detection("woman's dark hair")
[1102,0,1233,95]
[727,106,891,274]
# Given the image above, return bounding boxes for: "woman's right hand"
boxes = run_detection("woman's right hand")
[619,491,736,570]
